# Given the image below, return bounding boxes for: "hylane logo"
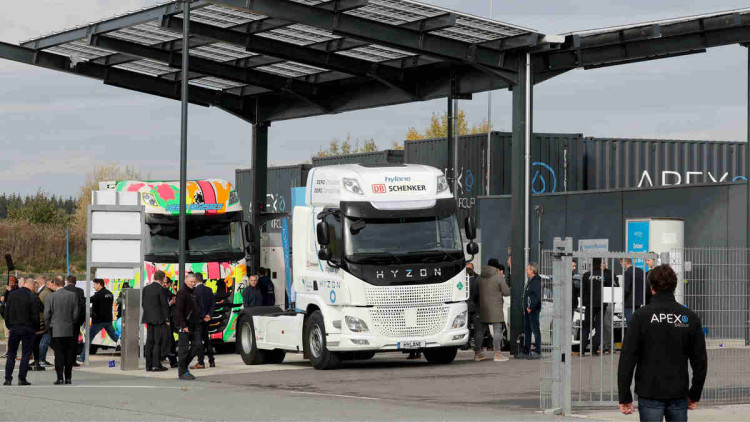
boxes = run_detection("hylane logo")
[385,176,411,183]
[531,162,558,194]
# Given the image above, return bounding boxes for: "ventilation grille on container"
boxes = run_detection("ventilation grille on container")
[369,306,450,338]
[364,284,452,307]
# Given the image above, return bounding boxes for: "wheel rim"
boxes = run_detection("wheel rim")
[241,321,254,354]
[310,324,324,359]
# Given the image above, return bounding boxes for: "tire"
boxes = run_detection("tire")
[303,311,340,370]
[237,315,266,365]
[423,347,458,364]
[266,349,286,364]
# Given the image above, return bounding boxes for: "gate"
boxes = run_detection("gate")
[541,240,750,415]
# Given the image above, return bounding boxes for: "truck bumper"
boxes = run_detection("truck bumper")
[325,302,469,352]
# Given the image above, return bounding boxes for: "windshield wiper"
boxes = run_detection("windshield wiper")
[347,252,404,265]
[407,249,461,263]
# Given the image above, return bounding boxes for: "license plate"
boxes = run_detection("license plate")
[397,340,426,350]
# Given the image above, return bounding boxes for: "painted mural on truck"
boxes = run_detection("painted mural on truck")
[115,179,241,215]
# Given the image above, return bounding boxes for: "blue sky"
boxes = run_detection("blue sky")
[1,0,749,197]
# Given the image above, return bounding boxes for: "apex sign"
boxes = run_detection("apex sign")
[637,170,746,188]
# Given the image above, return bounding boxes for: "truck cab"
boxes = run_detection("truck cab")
[238,164,477,369]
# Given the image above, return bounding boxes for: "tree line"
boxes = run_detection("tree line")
[0,192,76,223]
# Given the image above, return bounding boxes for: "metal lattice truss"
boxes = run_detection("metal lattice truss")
[2,1,750,122]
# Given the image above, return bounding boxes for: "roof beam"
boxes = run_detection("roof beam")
[90,34,319,96]
[208,0,522,71]
[20,0,210,50]
[399,13,456,32]
[0,41,252,112]
[163,16,408,83]
[316,0,370,13]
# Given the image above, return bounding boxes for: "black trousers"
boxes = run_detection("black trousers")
[145,323,167,369]
[197,321,214,365]
[160,324,177,364]
[5,325,35,382]
[177,329,200,376]
[52,336,75,381]
[32,333,42,363]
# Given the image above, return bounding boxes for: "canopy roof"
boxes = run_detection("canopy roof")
[3,1,750,122]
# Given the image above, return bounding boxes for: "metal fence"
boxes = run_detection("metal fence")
[541,241,750,415]
[670,247,750,403]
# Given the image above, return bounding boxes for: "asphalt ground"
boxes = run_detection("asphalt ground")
[0,346,747,421]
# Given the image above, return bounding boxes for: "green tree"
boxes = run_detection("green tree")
[406,110,490,141]
[8,190,69,226]
[316,134,379,157]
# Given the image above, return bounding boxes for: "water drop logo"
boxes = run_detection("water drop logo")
[279,195,287,212]
[464,170,474,193]
[681,315,689,324]
[531,162,558,194]
[329,290,336,304]
[732,176,748,182]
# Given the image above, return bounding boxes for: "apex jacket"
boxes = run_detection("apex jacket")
[91,287,115,323]
[617,292,708,404]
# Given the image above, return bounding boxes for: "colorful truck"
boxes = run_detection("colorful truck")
[89,179,249,351]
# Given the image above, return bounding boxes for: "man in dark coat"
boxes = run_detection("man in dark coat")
[3,278,39,385]
[192,273,215,369]
[581,258,614,356]
[258,268,275,306]
[175,274,200,380]
[622,258,650,323]
[80,279,118,362]
[518,262,542,359]
[45,277,80,385]
[63,275,85,365]
[474,261,511,362]
[1,275,19,359]
[161,277,178,368]
[465,263,479,351]
[242,275,263,308]
[142,271,169,372]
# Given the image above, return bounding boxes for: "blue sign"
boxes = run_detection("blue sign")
[281,217,292,304]
[626,220,650,270]
[531,162,558,194]
[329,290,336,303]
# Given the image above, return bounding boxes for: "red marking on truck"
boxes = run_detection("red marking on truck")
[372,184,386,194]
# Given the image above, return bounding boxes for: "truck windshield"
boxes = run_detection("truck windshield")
[148,220,244,255]
[344,214,462,258]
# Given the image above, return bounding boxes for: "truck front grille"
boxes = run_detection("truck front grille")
[364,284,452,307]
[369,306,450,338]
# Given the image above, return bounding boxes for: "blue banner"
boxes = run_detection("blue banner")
[281,217,292,305]
[626,220,649,270]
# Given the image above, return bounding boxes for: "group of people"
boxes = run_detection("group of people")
[465,258,542,362]
[1,275,90,385]
[141,270,216,380]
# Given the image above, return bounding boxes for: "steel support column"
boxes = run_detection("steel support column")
[746,45,750,346]
[447,84,454,195]
[178,0,191,289]
[250,121,269,273]
[509,53,532,355]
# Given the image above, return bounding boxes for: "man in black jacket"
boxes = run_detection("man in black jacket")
[258,268,275,306]
[161,277,178,368]
[142,271,169,372]
[518,262,542,359]
[175,274,200,380]
[3,278,38,385]
[192,273,215,369]
[622,258,651,324]
[242,275,263,308]
[80,279,118,362]
[618,265,707,421]
[581,258,614,356]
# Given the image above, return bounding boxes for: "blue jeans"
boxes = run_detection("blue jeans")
[80,322,119,361]
[638,397,688,422]
[523,311,541,354]
[39,332,51,362]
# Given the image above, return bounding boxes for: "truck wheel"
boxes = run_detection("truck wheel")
[266,349,286,364]
[238,315,266,365]
[423,347,458,364]
[304,311,340,370]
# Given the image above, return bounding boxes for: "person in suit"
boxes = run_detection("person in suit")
[161,277,178,368]
[518,262,542,359]
[45,277,80,385]
[192,273,215,369]
[142,270,169,372]
[175,274,200,380]
[63,276,85,365]
[3,278,39,386]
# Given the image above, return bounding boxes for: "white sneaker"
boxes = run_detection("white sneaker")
[494,353,509,362]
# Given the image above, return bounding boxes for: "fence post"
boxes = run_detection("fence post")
[551,237,573,415]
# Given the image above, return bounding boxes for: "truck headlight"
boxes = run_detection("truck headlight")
[343,178,364,195]
[345,316,369,333]
[142,192,158,207]
[452,311,467,329]
[229,190,239,205]
[437,175,449,193]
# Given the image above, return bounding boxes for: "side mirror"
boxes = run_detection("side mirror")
[464,216,477,240]
[318,247,332,261]
[316,221,331,246]
[244,222,255,242]
[349,219,366,235]
[466,242,479,256]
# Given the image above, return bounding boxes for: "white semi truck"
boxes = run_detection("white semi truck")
[237,164,478,369]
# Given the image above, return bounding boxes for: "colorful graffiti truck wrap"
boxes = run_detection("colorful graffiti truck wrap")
[107,179,248,344]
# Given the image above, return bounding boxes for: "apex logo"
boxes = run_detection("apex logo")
[650,313,689,326]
